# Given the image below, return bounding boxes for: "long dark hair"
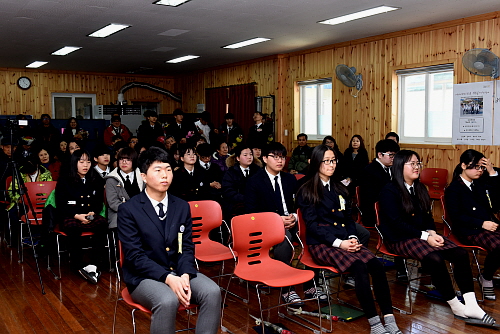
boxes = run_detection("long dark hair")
[391,150,430,214]
[344,134,367,155]
[453,149,485,179]
[68,149,95,183]
[298,145,348,205]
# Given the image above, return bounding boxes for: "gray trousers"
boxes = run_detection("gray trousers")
[130,273,221,334]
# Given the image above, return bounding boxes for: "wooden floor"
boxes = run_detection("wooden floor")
[1,226,500,334]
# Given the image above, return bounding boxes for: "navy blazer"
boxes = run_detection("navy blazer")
[245,168,297,215]
[359,160,392,226]
[222,163,261,216]
[297,184,356,246]
[117,190,197,292]
[378,182,435,243]
[444,176,500,238]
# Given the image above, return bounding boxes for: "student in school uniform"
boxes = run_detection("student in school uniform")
[196,143,223,203]
[221,144,261,219]
[444,149,500,300]
[297,144,402,334]
[93,145,111,178]
[378,150,496,327]
[247,112,272,149]
[105,147,145,230]
[117,147,221,334]
[359,139,400,227]
[245,142,327,305]
[55,149,108,284]
[169,145,207,202]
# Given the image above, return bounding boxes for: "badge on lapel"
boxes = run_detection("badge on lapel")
[339,195,346,211]
[178,225,185,253]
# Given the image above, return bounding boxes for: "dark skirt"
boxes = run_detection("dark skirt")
[387,237,458,261]
[465,230,500,252]
[62,214,107,230]
[309,243,376,273]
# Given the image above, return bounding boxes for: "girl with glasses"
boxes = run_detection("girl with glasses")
[444,149,500,300]
[378,150,495,327]
[297,145,402,334]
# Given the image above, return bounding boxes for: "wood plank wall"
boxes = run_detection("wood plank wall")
[176,11,500,181]
[0,68,179,117]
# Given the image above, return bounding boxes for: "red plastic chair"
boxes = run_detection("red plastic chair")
[440,195,485,300]
[374,202,416,315]
[420,168,448,200]
[230,212,322,333]
[354,186,374,229]
[112,241,198,334]
[294,173,305,180]
[19,181,57,261]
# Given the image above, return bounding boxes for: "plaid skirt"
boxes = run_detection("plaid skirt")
[62,214,107,230]
[387,237,458,261]
[309,244,376,273]
[464,230,500,252]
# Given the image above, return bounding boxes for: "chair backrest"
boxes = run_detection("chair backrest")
[189,200,223,245]
[294,173,305,180]
[119,240,124,268]
[24,181,57,216]
[420,168,448,191]
[440,195,451,237]
[296,209,315,262]
[231,212,284,266]
[354,186,362,224]
[374,202,384,250]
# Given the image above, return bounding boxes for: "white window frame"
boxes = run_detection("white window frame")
[397,64,454,144]
[51,93,96,118]
[298,78,332,141]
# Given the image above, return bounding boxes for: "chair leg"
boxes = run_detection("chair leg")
[57,234,62,280]
[472,250,485,302]
[131,308,137,334]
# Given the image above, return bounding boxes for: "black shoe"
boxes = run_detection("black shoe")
[79,265,100,284]
[396,271,409,282]
[281,291,304,306]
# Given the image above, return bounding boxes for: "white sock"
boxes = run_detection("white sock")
[463,292,486,320]
[447,296,465,318]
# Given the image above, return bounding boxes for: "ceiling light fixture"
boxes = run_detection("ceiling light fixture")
[88,23,130,38]
[318,5,400,25]
[154,0,191,7]
[26,61,48,68]
[51,46,81,56]
[166,55,199,63]
[222,37,271,49]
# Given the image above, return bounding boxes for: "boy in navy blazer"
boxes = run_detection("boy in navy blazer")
[117,147,221,334]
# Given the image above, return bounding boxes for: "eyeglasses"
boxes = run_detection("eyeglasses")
[404,162,424,169]
[382,153,396,158]
[119,158,132,163]
[322,159,338,165]
[267,154,285,161]
[468,164,487,171]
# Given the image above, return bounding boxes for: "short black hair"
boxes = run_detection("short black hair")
[254,111,263,117]
[138,147,170,174]
[196,143,213,157]
[375,139,400,155]
[144,110,158,118]
[92,145,111,158]
[385,131,400,143]
[179,144,196,157]
[111,115,121,122]
[117,147,139,170]
[225,112,235,120]
[297,133,307,140]
[41,114,51,119]
[262,142,287,157]
[173,108,184,116]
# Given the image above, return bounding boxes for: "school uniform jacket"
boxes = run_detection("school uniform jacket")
[169,165,208,202]
[245,168,297,215]
[221,163,261,216]
[55,175,105,219]
[378,182,436,243]
[359,160,392,226]
[105,167,145,229]
[117,191,196,293]
[297,185,356,246]
[444,176,500,238]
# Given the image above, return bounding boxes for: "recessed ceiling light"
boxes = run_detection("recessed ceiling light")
[166,55,199,63]
[154,0,191,7]
[51,46,81,56]
[318,5,400,25]
[222,37,271,49]
[26,61,48,68]
[88,23,130,38]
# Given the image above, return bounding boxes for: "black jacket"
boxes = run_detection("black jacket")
[359,160,392,226]
[55,175,105,219]
[221,163,261,216]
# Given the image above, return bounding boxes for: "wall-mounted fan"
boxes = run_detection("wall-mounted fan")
[335,64,363,97]
[462,48,499,79]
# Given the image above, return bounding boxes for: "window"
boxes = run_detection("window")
[298,78,332,140]
[52,93,96,119]
[397,64,454,144]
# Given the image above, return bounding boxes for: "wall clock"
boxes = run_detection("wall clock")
[17,76,32,90]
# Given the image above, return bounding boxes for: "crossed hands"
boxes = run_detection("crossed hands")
[165,273,191,307]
